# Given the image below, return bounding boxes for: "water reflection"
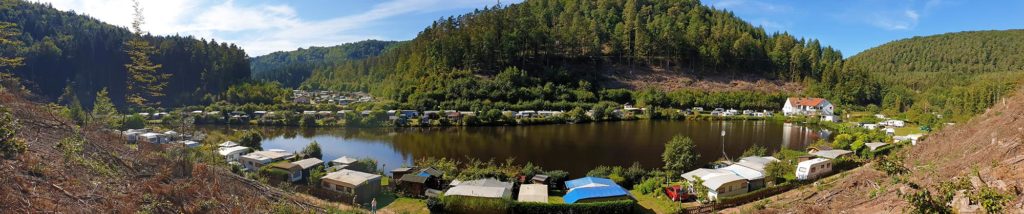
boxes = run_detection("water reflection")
[200,120,828,176]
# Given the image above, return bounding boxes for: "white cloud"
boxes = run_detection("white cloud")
[31,0,505,56]
[865,9,920,30]
[905,10,919,21]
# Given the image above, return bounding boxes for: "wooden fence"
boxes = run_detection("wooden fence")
[679,183,798,214]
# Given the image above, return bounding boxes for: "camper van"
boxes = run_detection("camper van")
[796,158,832,180]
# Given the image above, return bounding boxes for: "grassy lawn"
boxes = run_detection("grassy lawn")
[378,195,428,214]
[630,190,691,214]
[548,195,565,204]
[894,125,926,136]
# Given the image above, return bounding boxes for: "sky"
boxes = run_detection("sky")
[34,0,522,56]
[702,0,1024,56]
[32,0,1024,57]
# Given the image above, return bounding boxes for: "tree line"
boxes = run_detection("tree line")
[250,40,401,88]
[302,0,844,110]
[0,0,249,109]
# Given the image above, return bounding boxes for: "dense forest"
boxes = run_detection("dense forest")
[250,40,401,88]
[833,30,1024,122]
[302,0,846,110]
[846,30,1024,74]
[0,0,249,108]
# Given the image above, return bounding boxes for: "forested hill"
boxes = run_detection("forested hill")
[0,0,249,108]
[251,40,401,88]
[302,0,846,110]
[846,30,1024,74]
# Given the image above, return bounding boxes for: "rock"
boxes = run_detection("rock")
[950,190,982,214]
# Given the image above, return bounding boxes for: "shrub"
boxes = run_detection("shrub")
[875,154,909,176]
[904,189,951,214]
[545,170,569,188]
[972,187,1012,214]
[633,177,665,195]
[741,144,768,157]
[0,107,26,158]
[121,115,146,130]
[302,141,322,159]
[586,165,613,177]
[426,198,444,213]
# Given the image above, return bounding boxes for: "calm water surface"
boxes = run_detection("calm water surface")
[201,120,829,176]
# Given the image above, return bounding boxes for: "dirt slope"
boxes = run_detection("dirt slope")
[727,87,1024,213]
[0,91,327,213]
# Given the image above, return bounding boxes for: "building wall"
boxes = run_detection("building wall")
[712,181,749,199]
[748,178,765,191]
[354,178,382,203]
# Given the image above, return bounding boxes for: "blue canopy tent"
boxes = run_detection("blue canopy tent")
[563,177,632,204]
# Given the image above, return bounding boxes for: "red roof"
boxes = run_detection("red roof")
[788,97,827,107]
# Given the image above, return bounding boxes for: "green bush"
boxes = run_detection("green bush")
[875,154,909,176]
[510,200,635,214]
[973,187,1012,214]
[633,177,665,195]
[1,106,26,158]
[121,115,146,130]
[426,198,444,213]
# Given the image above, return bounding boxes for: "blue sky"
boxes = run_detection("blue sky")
[37,0,1022,57]
[703,0,1024,56]
[39,0,522,56]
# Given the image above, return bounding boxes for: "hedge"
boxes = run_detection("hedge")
[440,196,510,214]
[438,196,635,214]
[510,200,635,214]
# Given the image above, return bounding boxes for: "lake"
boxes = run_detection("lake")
[200,120,830,176]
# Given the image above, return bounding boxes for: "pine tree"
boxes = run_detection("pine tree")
[0,22,23,76]
[123,0,168,107]
[91,88,117,127]
[58,84,87,125]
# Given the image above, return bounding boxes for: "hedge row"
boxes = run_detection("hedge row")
[510,200,635,214]
[437,196,635,214]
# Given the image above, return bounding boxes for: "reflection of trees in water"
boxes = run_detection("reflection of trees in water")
[199,121,834,175]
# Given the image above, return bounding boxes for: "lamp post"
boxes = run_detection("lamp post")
[721,128,730,162]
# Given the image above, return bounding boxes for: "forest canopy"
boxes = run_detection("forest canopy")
[0,0,250,108]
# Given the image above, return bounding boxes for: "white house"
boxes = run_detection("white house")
[446,178,513,199]
[218,146,250,162]
[782,97,834,116]
[796,158,832,180]
[681,168,749,200]
[239,150,294,171]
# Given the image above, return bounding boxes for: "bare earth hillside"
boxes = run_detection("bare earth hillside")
[0,91,327,213]
[601,64,803,93]
[727,87,1024,213]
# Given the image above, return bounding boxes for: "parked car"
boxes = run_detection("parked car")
[664,185,692,202]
